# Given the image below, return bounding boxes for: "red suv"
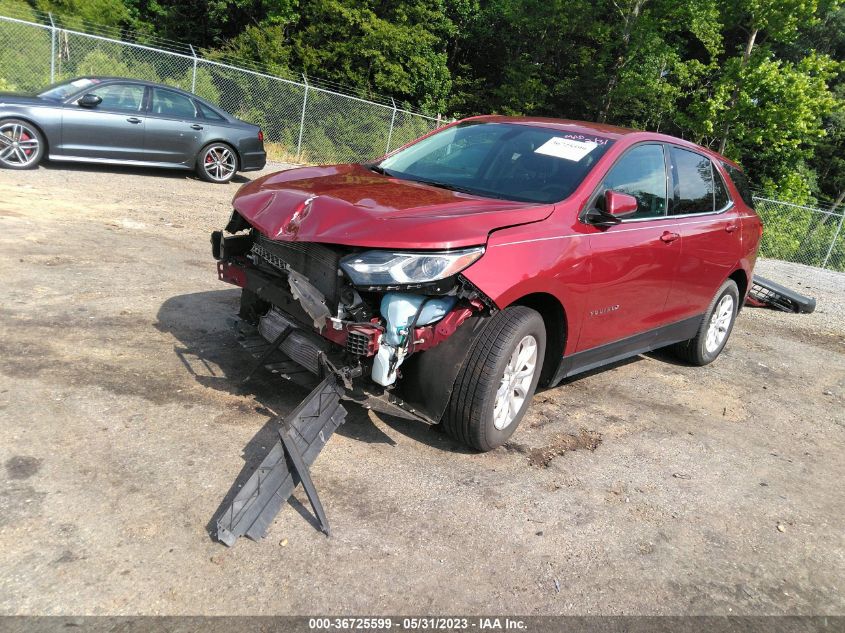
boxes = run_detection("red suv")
[212,116,762,451]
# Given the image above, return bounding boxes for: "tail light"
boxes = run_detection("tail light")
[257,130,264,143]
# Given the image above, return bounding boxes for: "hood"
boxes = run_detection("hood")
[0,93,46,106]
[232,163,553,249]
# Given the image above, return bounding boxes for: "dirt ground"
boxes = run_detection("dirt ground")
[0,161,843,616]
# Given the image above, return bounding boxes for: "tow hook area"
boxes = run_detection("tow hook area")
[216,356,349,546]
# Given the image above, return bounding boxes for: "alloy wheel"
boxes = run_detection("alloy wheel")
[202,145,236,182]
[705,294,735,354]
[493,335,538,430]
[0,122,40,167]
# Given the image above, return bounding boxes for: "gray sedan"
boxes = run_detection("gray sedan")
[0,76,266,183]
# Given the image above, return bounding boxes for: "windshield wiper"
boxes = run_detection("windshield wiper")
[364,163,388,175]
[412,178,500,198]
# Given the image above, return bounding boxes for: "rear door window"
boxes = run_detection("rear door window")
[150,88,198,119]
[714,166,731,210]
[670,146,715,215]
[601,144,667,219]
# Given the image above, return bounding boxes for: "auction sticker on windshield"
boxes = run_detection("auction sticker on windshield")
[534,136,598,161]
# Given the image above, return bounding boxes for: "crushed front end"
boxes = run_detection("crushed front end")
[210,210,495,545]
[211,209,495,425]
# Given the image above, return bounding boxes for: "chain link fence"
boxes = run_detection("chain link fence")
[754,197,845,272]
[0,9,441,165]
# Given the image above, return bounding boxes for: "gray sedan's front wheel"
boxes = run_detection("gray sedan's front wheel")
[0,119,45,170]
[197,142,238,183]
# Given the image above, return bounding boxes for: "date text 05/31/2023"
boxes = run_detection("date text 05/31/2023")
[308,617,528,630]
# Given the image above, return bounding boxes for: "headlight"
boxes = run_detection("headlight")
[340,247,484,286]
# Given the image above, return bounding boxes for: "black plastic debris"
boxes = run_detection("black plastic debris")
[216,373,347,546]
[747,275,817,314]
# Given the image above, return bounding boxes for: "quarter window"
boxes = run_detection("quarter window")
[151,88,198,119]
[87,83,145,112]
[601,144,667,219]
[723,163,755,208]
[198,101,226,122]
[670,146,715,215]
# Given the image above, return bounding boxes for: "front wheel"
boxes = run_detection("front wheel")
[442,306,546,452]
[0,119,45,170]
[196,142,238,183]
[672,279,739,365]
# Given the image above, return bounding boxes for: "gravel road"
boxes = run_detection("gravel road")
[0,161,843,615]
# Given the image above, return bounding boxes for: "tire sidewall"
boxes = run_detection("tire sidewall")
[477,311,546,450]
[696,280,739,364]
[0,119,45,170]
[197,143,238,183]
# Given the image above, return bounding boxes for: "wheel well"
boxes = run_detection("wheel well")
[729,269,748,310]
[511,293,566,386]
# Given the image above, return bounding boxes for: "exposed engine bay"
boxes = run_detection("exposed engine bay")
[211,210,495,424]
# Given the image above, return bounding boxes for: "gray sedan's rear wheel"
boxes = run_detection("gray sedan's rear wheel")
[197,142,238,183]
[0,119,44,170]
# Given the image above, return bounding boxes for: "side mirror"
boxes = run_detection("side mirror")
[605,190,638,218]
[585,190,639,227]
[78,93,102,108]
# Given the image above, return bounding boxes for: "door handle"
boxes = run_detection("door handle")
[660,231,680,243]
[126,117,141,124]
[725,222,739,233]
[191,124,203,130]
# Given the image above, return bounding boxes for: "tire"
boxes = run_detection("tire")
[0,119,45,170]
[196,142,238,183]
[672,279,739,366]
[442,306,546,452]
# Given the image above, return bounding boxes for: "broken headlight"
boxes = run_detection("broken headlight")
[340,247,484,286]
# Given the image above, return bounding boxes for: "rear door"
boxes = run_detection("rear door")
[58,82,147,160]
[143,87,205,165]
[578,143,682,352]
[661,146,743,321]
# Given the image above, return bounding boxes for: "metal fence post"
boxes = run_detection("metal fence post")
[822,208,845,269]
[48,12,56,83]
[189,44,197,93]
[385,98,397,154]
[296,74,309,163]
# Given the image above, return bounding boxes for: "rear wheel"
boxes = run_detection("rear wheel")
[0,119,44,170]
[197,142,238,183]
[672,279,739,365]
[442,306,546,452]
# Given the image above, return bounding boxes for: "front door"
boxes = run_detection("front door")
[143,87,204,166]
[58,82,147,160]
[578,143,682,352]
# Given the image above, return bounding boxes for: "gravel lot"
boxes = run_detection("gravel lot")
[0,162,843,615]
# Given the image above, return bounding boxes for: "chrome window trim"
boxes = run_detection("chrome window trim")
[619,200,735,223]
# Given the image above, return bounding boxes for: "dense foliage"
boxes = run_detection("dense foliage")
[4,0,844,206]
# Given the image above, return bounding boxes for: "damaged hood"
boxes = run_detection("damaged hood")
[232,163,553,249]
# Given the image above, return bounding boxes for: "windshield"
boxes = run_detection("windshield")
[378,121,614,203]
[38,77,102,100]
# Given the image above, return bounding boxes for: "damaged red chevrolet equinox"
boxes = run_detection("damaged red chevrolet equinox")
[212,116,762,451]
